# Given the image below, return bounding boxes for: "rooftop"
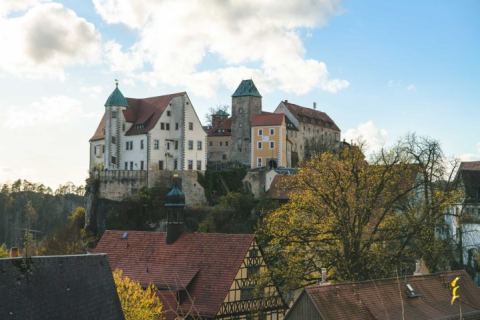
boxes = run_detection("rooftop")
[0,254,124,320]
[93,230,255,320]
[232,79,262,98]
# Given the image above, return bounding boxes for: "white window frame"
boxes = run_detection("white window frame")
[257,157,262,168]
[257,141,262,149]
[270,141,275,149]
[269,128,275,135]
[258,129,263,136]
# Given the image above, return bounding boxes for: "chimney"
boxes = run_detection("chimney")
[313,102,317,110]
[284,100,288,103]
[414,259,429,276]
[321,268,327,284]
[9,247,19,257]
[165,175,185,245]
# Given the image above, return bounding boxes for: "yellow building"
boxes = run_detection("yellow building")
[251,113,289,169]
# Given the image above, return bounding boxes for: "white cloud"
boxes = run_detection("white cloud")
[406,84,416,92]
[3,95,83,128]
[344,121,388,154]
[457,143,480,162]
[0,2,101,78]
[80,85,104,97]
[94,0,349,97]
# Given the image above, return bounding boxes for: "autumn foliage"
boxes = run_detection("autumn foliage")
[113,269,164,320]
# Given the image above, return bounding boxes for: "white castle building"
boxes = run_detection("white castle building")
[89,82,207,174]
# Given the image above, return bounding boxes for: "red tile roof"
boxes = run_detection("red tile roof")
[93,230,254,320]
[207,117,232,137]
[282,101,340,131]
[293,270,480,320]
[460,161,480,171]
[251,113,285,126]
[267,175,293,200]
[89,92,185,141]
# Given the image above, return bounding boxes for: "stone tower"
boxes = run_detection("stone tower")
[230,80,262,165]
[104,80,128,170]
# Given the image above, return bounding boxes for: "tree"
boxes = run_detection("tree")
[39,207,92,255]
[260,138,461,290]
[204,105,230,126]
[113,269,164,320]
[0,244,8,257]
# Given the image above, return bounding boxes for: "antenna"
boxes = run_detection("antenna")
[115,79,119,87]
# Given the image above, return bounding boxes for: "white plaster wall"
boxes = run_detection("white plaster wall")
[121,134,148,170]
[184,95,207,171]
[89,139,105,171]
[149,98,183,171]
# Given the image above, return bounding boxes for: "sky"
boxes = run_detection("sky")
[0,0,479,188]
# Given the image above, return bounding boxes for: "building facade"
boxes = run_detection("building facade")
[274,101,341,166]
[89,82,207,173]
[207,110,232,164]
[250,113,288,169]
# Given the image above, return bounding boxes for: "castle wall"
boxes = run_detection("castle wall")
[95,170,207,207]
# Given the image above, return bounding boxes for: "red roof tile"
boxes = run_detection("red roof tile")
[93,230,254,319]
[267,175,293,200]
[283,101,340,131]
[460,161,480,171]
[296,270,480,320]
[89,92,185,141]
[251,113,285,126]
[207,117,232,137]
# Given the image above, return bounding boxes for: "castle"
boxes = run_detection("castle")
[88,79,341,203]
[207,79,341,169]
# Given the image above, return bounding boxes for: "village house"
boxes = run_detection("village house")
[445,161,480,284]
[89,81,207,173]
[0,254,124,320]
[93,181,287,320]
[285,270,480,320]
[206,110,232,164]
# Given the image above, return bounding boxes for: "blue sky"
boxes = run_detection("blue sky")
[0,0,478,187]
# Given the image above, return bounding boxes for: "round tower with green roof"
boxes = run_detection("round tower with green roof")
[231,79,262,166]
[104,80,128,170]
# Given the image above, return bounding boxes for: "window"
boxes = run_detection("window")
[159,161,164,170]
[140,140,144,150]
[111,136,116,144]
[175,122,179,130]
[122,123,125,131]
[167,110,171,116]
[222,154,227,160]
[257,157,262,167]
[258,129,263,136]
[125,141,129,150]
[220,141,223,146]
[197,141,202,150]
[130,162,133,170]
[270,128,275,135]
[175,141,179,150]
[166,123,170,130]
[111,111,117,118]
[140,161,144,170]
[257,141,262,149]
[270,141,275,149]
[196,160,202,170]
[189,122,193,130]
[188,140,193,150]
[124,162,128,170]
[161,123,165,130]
[102,145,105,153]
[188,160,193,170]
[126,141,133,150]
[209,141,213,146]
[154,140,159,150]
[167,142,170,150]
[225,141,229,146]
[174,159,178,170]
[111,156,116,164]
